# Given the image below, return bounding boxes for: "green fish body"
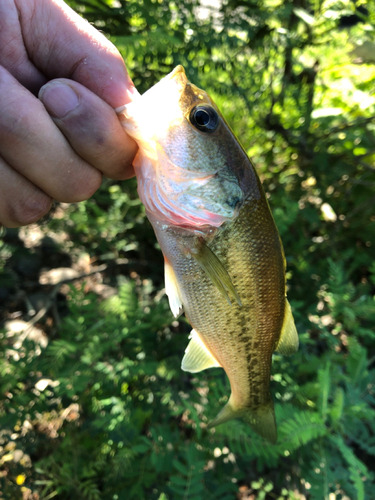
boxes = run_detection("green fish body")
[118,66,298,443]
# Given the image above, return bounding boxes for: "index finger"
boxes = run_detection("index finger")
[16,0,135,108]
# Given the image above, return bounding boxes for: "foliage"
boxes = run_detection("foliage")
[1,0,375,499]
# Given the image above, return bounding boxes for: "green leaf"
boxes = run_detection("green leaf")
[293,7,315,25]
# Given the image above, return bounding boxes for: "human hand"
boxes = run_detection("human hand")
[0,0,138,228]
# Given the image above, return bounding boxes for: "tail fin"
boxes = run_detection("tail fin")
[207,398,277,444]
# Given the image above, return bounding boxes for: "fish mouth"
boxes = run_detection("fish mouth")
[117,66,188,126]
[168,65,186,79]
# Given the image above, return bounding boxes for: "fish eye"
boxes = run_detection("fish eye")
[189,105,219,133]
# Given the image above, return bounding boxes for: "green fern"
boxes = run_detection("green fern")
[169,444,206,500]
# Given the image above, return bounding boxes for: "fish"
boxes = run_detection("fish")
[117,66,298,443]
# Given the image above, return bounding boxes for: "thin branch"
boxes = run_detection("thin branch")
[316,116,375,140]
[20,261,133,336]
[359,160,375,172]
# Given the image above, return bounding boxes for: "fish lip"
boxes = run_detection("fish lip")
[167,65,186,80]
[116,65,188,121]
[115,66,187,117]
[165,65,188,93]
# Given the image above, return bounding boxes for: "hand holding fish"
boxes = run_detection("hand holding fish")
[119,67,299,443]
[0,0,137,228]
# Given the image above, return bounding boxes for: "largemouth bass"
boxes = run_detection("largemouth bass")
[117,66,298,443]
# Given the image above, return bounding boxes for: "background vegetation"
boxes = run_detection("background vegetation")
[1,0,375,498]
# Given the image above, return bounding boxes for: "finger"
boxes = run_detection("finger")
[39,79,137,180]
[15,0,137,107]
[0,0,47,95]
[0,157,52,228]
[0,66,102,203]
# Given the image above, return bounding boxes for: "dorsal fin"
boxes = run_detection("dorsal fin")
[189,240,241,307]
[275,299,299,356]
[164,258,183,318]
[181,329,221,373]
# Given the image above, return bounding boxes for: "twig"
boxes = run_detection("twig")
[21,258,150,289]
[21,256,155,334]
[22,263,111,336]
[317,116,375,140]
[359,160,375,172]
[346,194,375,220]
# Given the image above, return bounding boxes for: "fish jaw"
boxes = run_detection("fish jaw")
[118,65,252,233]
[117,65,187,143]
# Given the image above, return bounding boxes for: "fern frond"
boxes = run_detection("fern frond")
[279,410,327,450]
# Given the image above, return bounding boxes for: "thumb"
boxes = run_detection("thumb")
[39,79,137,180]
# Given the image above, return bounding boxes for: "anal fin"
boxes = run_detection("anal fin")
[276,299,299,356]
[190,240,241,307]
[181,329,221,373]
[164,258,183,318]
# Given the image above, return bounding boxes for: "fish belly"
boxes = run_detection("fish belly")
[154,196,285,441]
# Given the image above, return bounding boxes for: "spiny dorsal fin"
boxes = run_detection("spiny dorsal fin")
[190,240,241,307]
[181,329,221,373]
[164,258,183,318]
[275,299,299,356]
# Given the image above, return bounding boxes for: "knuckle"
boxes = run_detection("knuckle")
[105,157,135,181]
[55,168,102,203]
[0,96,44,146]
[11,192,53,226]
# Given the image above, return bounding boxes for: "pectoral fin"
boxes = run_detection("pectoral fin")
[276,299,299,356]
[164,258,183,318]
[190,240,241,306]
[181,329,221,373]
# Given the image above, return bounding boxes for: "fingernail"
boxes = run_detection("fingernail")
[39,82,80,118]
[126,84,141,102]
